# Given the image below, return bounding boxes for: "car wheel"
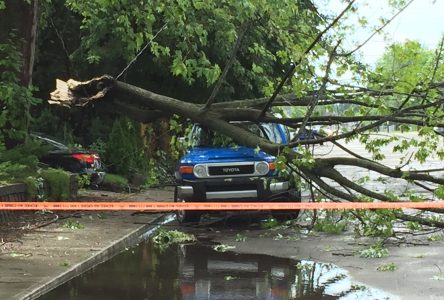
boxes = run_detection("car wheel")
[272,190,301,221]
[174,187,201,224]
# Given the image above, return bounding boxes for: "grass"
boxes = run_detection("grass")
[103,173,128,185]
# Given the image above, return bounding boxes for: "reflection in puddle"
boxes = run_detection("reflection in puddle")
[39,241,396,300]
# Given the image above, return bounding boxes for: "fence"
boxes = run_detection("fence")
[0,183,27,225]
[0,174,78,227]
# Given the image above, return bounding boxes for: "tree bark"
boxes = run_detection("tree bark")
[0,0,39,86]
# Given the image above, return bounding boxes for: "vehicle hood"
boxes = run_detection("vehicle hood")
[180,146,275,164]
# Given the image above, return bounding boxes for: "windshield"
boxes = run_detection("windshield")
[189,122,285,147]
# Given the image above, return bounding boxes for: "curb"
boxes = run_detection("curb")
[16,213,175,300]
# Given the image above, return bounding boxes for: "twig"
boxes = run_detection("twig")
[338,0,415,57]
[257,0,356,120]
[203,21,250,110]
[296,40,341,139]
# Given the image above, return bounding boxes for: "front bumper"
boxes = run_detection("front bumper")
[176,177,293,201]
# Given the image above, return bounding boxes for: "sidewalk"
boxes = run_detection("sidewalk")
[0,188,174,300]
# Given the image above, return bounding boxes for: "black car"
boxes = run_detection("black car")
[32,134,105,184]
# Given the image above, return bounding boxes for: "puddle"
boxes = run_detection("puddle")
[39,241,396,300]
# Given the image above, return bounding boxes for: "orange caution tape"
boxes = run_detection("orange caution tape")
[0,201,444,211]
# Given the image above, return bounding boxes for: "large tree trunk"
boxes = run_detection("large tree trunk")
[0,0,39,86]
[0,0,39,146]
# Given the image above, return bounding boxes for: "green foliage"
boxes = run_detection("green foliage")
[0,139,48,199]
[145,158,159,187]
[0,162,31,183]
[60,0,321,100]
[0,33,45,198]
[235,233,247,242]
[169,116,192,160]
[427,234,443,242]
[363,136,397,161]
[434,185,444,200]
[21,176,39,199]
[40,168,71,200]
[77,174,91,190]
[60,261,71,267]
[355,40,444,166]
[0,141,46,189]
[260,217,280,229]
[143,150,176,187]
[88,138,107,160]
[63,220,84,229]
[359,242,389,258]
[0,35,41,146]
[105,117,149,179]
[374,40,439,94]
[31,108,63,139]
[406,221,422,231]
[314,211,347,234]
[102,173,128,190]
[353,209,397,237]
[432,274,444,281]
[152,229,196,251]
[213,244,236,252]
[291,147,316,169]
[377,263,398,272]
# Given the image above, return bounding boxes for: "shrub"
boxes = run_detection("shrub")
[21,176,44,200]
[40,168,72,200]
[101,173,128,192]
[105,117,149,179]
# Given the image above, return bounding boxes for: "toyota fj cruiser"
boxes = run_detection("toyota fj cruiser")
[175,122,301,223]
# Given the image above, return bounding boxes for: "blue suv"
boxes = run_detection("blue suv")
[175,122,301,223]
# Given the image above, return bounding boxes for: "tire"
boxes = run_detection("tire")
[174,187,201,224]
[272,189,301,221]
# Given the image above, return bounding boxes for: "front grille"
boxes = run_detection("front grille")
[208,164,254,176]
[206,183,257,192]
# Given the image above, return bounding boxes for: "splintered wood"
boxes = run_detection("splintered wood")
[49,75,114,107]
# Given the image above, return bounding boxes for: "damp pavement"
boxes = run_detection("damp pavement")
[38,239,397,300]
[0,188,174,300]
[175,217,444,300]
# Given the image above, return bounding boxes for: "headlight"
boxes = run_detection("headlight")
[255,161,269,175]
[193,164,207,178]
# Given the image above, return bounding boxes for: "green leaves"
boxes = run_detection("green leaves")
[171,50,221,85]
[62,0,322,100]
[374,40,440,94]
[433,185,444,200]
[377,263,398,272]
[203,65,221,85]
[359,242,389,258]
[171,52,187,77]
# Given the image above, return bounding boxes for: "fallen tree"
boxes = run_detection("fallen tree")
[48,73,444,228]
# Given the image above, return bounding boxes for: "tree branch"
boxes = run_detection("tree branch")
[296,40,341,139]
[338,0,414,57]
[203,21,250,110]
[257,0,356,119]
